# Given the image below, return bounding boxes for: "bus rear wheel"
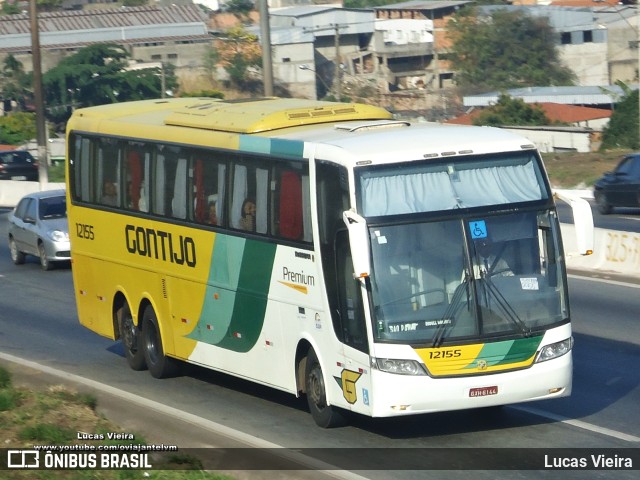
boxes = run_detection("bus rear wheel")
[305,349,346,428]
[118,303,146,371]
[141,306,179,379]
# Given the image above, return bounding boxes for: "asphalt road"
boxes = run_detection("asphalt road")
[0,208,638,479]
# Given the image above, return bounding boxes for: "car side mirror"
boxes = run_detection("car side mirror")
[23,216,36,224]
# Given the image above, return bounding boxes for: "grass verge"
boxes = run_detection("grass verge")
[0,366,234,480]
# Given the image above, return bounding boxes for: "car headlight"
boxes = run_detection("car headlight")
[372,357,427,376]
[47,230,69,242]
[536,338,573,363]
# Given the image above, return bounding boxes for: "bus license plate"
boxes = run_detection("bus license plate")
[11,176,26,180]
[469,386,498,397]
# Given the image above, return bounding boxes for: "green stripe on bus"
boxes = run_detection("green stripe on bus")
[215,239,277,352]
[495,335,543,366]
[187,235,276,351]
[187,235,244,344]
[464,336,542,369]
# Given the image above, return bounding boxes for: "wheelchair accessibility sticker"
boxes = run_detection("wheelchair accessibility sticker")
[470,220,487,239]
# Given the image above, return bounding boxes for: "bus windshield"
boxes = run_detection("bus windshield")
[357,151,548,217]
[368,210,567,345]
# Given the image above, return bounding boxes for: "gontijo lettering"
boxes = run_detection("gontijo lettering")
[125,224,196,267]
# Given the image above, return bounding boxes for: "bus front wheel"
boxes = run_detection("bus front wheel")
[305,349,346,428]
[141,306,179,379]
[118,303,146,371]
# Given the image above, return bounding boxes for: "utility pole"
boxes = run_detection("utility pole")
[259,0,274,97]
[29,0,48,189]
[304,23,348,100]
[334,24,341,101]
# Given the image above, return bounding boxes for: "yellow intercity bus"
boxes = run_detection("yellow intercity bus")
[66,97,593,427]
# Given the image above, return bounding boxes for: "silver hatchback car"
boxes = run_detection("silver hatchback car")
[8,189,70,270]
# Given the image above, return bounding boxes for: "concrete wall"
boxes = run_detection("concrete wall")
[561,224,640,278]
[502,127,593,153]
[0,181,66,208]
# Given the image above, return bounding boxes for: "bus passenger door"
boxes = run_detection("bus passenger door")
[316,161,372,415]
[333,227,373,415]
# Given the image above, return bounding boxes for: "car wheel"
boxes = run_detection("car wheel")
[9,237,25,265]
[38,242,53,270]
[595,191,612,215]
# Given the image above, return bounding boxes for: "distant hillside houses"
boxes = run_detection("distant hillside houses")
[0,1,639,123]
[449,90,616,152]
[0,4,211,73]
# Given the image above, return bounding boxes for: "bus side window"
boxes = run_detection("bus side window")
[335,230,369,354]
[192,154,224,226]
[231,161,269,234]
[153,146,182,218]
[231,164,249,230]
[193,158,206,223]
[126,150,144,210]
[72,135,93,203]
[97,138,120,207]
[171,157,187,219]
[317,162,350,341]
[279,170,303,240]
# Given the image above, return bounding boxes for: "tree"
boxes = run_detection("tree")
[122,0,149,6]
[216,26,262,92]
[37,0,64,12]
[225,0,254,15]
[1,55,32,112]
[600,86,638,150]
[472,94,552,127]
[0,112,37,145]
[1,2,20,15]
[448,8,575,93]
[42,44,175,125]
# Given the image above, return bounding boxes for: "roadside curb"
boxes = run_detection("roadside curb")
[0,352,364,480]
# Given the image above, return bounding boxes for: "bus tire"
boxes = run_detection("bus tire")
[305,349,346,428]
[141,306,179,379]
[118,303,146,371]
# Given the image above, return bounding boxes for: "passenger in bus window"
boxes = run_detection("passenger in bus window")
[239,198,256,231]
[102,181,118,206]
[207,201,218,225]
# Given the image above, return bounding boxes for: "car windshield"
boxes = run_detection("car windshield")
[369,210,567,345]
[39,196,66,219]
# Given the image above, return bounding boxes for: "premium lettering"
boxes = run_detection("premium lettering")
[125,224,196,267]
[282,266,315,286]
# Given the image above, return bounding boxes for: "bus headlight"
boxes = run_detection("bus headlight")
[536,338,573,363]
[372,357,427,376]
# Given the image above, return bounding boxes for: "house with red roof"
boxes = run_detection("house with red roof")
[446,103,611,153]
[447,102,612,130]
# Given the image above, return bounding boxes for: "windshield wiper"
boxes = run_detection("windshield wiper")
[432,272,471,347]
[481,274,531,337]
